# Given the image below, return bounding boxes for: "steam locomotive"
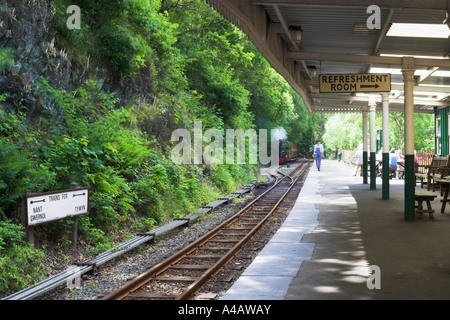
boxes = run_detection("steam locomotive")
[279,142,298,165]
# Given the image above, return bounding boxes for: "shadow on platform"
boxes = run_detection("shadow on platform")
[285,160,450,300]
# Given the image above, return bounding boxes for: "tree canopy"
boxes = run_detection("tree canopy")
[323,112,434,153]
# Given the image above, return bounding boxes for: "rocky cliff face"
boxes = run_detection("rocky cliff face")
[2,1,72,111]
[0,0,153,115]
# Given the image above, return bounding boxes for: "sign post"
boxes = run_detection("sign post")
[69,182,80,248]
[319,73,391,93]
[24,184,90,247]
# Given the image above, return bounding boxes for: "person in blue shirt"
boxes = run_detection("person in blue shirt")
[389,149,398,178]
[313,140,324,171]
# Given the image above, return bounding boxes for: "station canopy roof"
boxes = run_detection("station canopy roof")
[207,0,450,114]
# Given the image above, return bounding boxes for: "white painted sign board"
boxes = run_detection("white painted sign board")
[26,188,90,226]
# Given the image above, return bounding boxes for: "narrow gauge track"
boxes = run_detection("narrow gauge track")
[102,161,311,300]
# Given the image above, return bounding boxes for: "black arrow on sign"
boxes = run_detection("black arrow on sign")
[30,199,45,204]
[360,84,380,89]
[73,193,86,197]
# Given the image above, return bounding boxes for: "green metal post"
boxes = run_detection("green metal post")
[381,93,390,200]
[404,154,415,220]
[363,151,368,184]
[382,153,389,199]
[363,108,368,185]
[369,101,376,190]
[370,152,376,189]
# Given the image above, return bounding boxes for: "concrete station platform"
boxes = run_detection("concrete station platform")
[221,159,450,300]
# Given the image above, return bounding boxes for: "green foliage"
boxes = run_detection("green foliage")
[182,31,253,128]
[323,114,362,151]
[211,165,235,194]
[32,79,256,234]
[0,137,32,219]
[0,48,14,74]
[97,23,150,74]
[35,79,148,230]
[59,0,184,86]
[0,220,47,292]
[211,163,255,194]
[161,0,316,143]
[414,113,434,151]
[0,104,27,141]
[52,0,316,140]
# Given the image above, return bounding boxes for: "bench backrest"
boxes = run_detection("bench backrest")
[415,156,450,174]
[426,156,450,177]
[432,156,450,168]
[438,155,450,177]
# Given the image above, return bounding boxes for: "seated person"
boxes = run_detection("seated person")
[389,149,398,178]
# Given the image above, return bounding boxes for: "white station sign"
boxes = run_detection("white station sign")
[26,188,90,226]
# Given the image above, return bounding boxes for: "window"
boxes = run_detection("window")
[436,117,441,155]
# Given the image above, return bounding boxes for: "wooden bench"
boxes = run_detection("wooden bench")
[436,178,450,213]
[415,156,450,191]
[415,192,437,219]
[434,161,450,196]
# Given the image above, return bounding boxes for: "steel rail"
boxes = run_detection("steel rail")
[176,162,310,300]
[102,161,309,300]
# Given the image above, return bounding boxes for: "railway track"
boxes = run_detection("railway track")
[102,161,311,300]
